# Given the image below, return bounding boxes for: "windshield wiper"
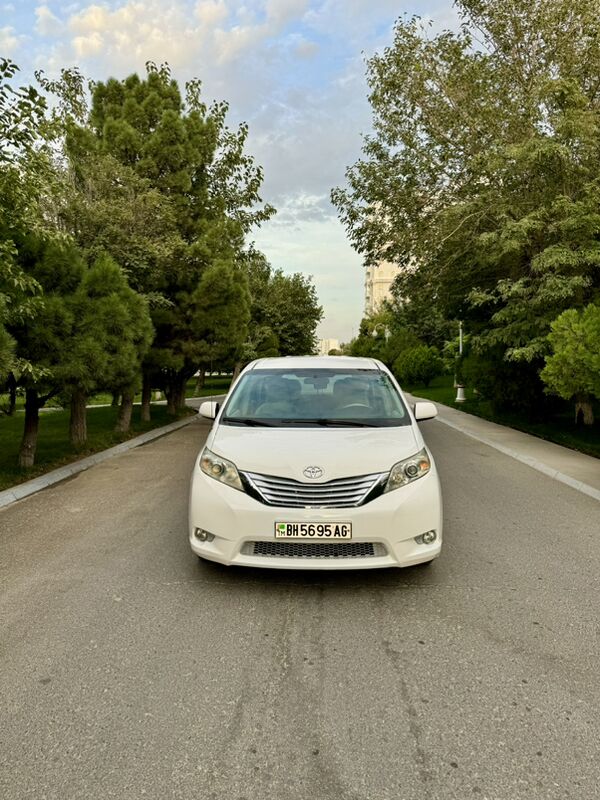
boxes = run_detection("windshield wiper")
[280,418,379,428]
[222,417,277,427]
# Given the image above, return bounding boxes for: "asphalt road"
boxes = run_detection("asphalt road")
[1,417,599,800]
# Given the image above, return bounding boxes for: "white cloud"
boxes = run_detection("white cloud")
[35,4,64,37]
[265,0,309,27]
[195,0,228,27]
[69,3,111,34]
[72,30,103,57]
[0,24,19,54]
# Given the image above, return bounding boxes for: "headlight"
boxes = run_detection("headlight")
[200,447,244,492]
[384,447,431,493]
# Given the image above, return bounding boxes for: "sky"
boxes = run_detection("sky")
[1,0,458,341]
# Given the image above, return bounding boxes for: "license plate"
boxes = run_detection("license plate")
[275,522,352,539]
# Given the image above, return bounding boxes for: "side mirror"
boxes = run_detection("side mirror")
[414,401,438,421]
[199,401,220,419]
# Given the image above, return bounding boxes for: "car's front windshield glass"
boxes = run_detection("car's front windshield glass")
[221,368,410,427]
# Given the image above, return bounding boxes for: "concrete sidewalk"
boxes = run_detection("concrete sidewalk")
[408,394,600,502]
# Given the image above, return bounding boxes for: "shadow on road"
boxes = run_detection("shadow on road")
[193,555,438,592]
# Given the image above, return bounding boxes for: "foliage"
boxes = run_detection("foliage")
[60,254,154,397]
[8,236,83,396]
[74,63,273,404]
[0,297,14,381]
[541,303,600,422]
[393,345,442,387]
[350,309,424,367]
[0,59,53,380]
[333,0,600,412]
[240,248,322,363]
[461,349,554,417]
[268,271,322,356]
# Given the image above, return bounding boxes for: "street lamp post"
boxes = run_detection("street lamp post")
[455,321,466,403]
[372,323,391,341]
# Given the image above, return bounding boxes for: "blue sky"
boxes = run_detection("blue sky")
[1,0,458,340]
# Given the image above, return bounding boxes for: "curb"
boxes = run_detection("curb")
[432,411,600,504]
[0,398,222,511]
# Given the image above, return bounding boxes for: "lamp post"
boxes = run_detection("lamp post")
[455,321,466,403]
[372,323,391,341]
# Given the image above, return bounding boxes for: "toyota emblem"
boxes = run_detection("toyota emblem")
[303,466,323,479]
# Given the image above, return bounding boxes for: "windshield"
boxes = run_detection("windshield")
[221,368,410,427]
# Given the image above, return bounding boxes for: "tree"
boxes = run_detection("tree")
[237,248,322,369]
[59,253,154,445]
[0,298,14,382]
[7,237,83,467]
[541,303,600,425]
[80,64,273,415]
[349,309,424,366]
[268,271,323,356]
[0,59,51,386]
[333,1,600,413]
[393,346,443,387]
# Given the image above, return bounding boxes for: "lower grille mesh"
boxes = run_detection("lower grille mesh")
[243,541,387,559]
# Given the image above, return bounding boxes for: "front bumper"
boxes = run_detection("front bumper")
[188,464,442,570]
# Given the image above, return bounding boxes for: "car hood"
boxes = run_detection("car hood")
[209,424,420,481]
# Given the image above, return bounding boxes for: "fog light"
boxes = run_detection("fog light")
[415,530,437,545]
[194,528,215,542]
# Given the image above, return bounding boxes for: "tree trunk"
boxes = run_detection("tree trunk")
[69,388,88,448]
[18,389,40,468]
[7,373,17,415]
[111,392,120,407]
[141,373,152,422]
[232,362,242,383]
[575,394,594,426]
[115,390,134,433]
[194,368,206,394]
[165,384,177,416]
[176,375,187,411]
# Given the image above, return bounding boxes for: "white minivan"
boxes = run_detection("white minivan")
[189,356,442,570]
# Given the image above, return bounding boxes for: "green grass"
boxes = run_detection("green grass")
[185,374,232,398]
[403,374,600,459]
[0,404,193,492]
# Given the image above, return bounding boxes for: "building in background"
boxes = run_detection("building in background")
[318,338,341,356]
[364,261,401,316]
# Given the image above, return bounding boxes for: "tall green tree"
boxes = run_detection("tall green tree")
[7,237,83,467]
[0,59,50,388]
[79,63,273,414]
[267,271,323,356]
[333,0,600,412]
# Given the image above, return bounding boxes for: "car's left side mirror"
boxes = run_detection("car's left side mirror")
[199,401,220,419]
[414,401,438,421]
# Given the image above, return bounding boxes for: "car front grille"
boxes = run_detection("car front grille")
[242,541,388,559]
[241,471,388,508]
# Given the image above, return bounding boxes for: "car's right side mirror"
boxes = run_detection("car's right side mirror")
[414,401,438,421]
[198,401,220,419]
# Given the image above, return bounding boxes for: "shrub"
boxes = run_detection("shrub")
[393,345,443,387]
